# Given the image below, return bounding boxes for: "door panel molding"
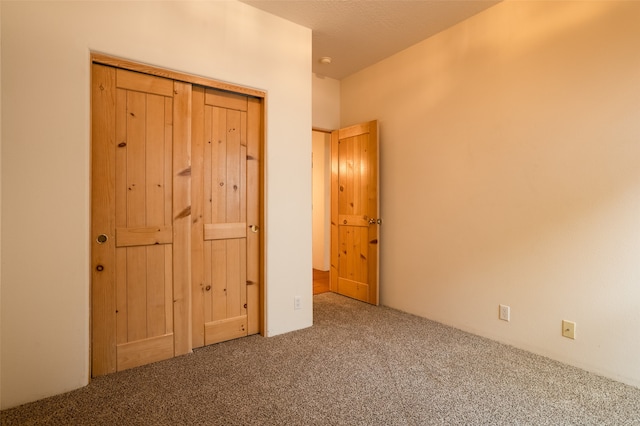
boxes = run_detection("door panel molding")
[204,223,248,241]
[205,316,248,345]
[171,80,193,357]
[116,68,174,97]
[115,226,173,247]
[116,333,174,372]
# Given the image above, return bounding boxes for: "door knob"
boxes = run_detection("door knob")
[368,218,382,225]
[249,225,259,233]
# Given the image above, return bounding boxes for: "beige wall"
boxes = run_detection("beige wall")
[312,131,330,271]
[312,73,340,131]
[341,1,640,387]
[311,73,338,271]
[0,0,312,409]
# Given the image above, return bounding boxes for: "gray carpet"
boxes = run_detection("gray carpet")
[3,292,640,425]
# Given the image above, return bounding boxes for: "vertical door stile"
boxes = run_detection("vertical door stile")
[203,104,214,332]
[191,86,205,349]
[246,97,261,335]
[172,80,192,356]
[164,96,174,336]
[91,64,117,376]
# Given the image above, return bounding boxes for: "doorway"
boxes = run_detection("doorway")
[330,121,379,305]
[312,121,380,304]
[312,130,331,295]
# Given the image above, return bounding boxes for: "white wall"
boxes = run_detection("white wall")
[0,0,312,409]
[341,1,640,387]
[312,131,330,271]
[311,73,338,271]
[312,73,340,131]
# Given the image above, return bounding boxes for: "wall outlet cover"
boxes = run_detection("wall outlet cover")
[562,320,576,339]
[499,304,510,322]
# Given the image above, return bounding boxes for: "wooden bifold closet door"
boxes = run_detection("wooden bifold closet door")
[91,61,261,377]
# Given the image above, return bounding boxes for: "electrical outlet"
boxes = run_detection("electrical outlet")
[499,304,510,322]
[294,296,302,310]
[562,320,576,339]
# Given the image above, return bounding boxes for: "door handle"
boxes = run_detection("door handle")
[249,225,259,233]
[368,218,382,225]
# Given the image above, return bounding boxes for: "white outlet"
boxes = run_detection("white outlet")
[499,304,510,322]
[294,296,302,310]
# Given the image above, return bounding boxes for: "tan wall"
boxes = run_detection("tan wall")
[311,74,338,271]
[0,0,312,409]
[312,73,341,131]
[341,1,640,387]
[312,131,331,271]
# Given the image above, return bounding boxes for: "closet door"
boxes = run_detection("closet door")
[191,87,261,348]
[91,64,191,375]
[92,58,261,375]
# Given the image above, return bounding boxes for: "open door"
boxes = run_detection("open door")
[330,120,380,305]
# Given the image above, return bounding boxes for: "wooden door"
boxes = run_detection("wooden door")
[191,87,261,348]
[91,64,191,376]
[330,121,380,305]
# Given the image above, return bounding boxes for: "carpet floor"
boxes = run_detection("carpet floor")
[2,292,640,425]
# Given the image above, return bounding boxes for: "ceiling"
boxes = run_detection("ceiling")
[240,0,501,80]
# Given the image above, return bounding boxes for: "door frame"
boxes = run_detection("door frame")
[90,53,266,373]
